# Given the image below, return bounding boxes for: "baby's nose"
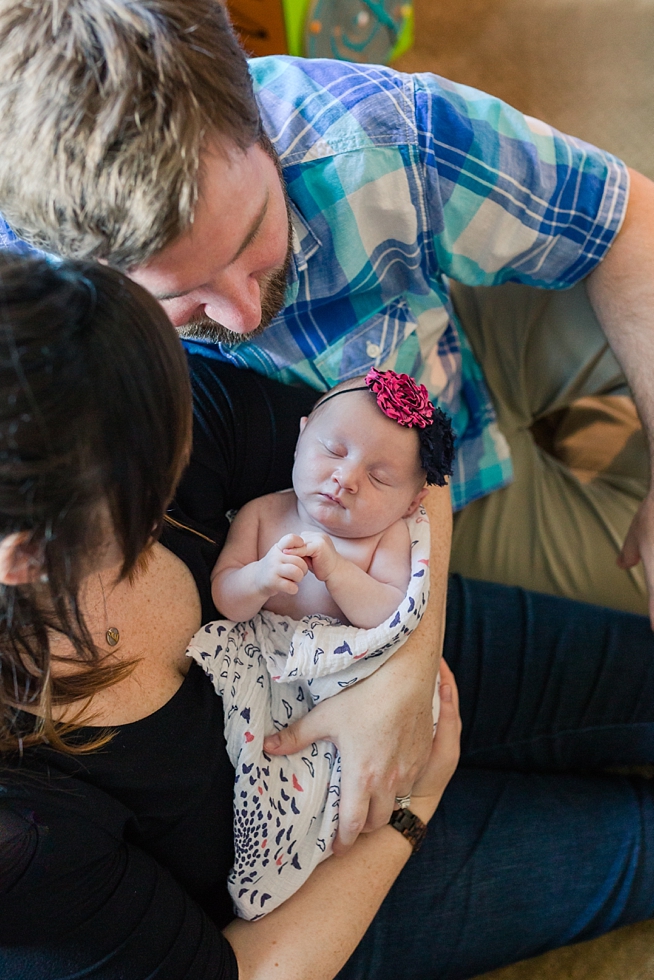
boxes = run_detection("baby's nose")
[334,463,359,492]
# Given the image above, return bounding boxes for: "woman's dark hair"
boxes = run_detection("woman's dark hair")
[0,254,192,754]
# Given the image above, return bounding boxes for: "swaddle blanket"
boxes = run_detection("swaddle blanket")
[186,506,433,920]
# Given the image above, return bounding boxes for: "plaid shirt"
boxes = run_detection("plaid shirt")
[1,56,628,509]
[185,57,629,509]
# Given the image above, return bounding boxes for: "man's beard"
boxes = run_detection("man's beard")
[180,205,293,346]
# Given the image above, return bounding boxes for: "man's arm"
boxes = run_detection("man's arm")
[585,167,654,622]
[263,482,452,852]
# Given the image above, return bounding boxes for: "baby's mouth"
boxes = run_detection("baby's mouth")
[318,492,346,508]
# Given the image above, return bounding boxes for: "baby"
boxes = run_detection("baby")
[187,369,454,918]
[211,369,453,629]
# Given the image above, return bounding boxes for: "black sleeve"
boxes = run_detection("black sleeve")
[0,798,239,980]
[173,355,318,548]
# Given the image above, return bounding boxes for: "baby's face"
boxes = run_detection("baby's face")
[292,391,426,538]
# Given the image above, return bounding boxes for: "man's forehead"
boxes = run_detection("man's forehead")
[128,145,271,296]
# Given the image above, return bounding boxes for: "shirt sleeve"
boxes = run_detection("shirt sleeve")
[0,800,239,980]
[413,72,630,289]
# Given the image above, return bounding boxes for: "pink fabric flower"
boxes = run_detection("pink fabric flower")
[365,368,434,428]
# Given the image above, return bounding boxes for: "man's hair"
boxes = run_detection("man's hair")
[0,0,261,269]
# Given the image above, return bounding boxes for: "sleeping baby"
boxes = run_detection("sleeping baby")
[186,368,454,918]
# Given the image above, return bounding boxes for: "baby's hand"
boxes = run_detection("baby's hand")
[283,531,340,582]
[256,534,308,597]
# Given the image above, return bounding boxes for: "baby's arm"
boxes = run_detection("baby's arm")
[211,500,308,621]
[286,520,411,629]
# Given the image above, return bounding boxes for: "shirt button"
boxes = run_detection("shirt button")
[366,341,381,358]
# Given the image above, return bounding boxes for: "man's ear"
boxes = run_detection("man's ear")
[403,487,429,518]
[0,532,44,585]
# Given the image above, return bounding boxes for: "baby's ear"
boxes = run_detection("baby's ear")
[299,416,308,433]
[403,487,429,518]
[0,532,44,585]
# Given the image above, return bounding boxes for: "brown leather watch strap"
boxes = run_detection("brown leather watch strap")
[388,807,428,853]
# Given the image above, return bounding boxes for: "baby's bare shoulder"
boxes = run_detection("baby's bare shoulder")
[379,517,412,549]
[252,488,296,520]
[235,489,294,520]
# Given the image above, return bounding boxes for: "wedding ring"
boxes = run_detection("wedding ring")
[395,794,411,809]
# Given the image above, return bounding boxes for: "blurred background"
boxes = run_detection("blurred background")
[394,0,654,181]
[227,0,654,179]
[226,1,654,977]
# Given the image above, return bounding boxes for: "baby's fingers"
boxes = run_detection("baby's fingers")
[275,560,307,594]
[282,543,308,556]
[276,533,306,552]
[280,558,308,583]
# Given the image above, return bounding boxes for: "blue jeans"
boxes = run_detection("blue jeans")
[338,576,654,980]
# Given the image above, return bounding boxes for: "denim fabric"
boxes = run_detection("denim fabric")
[339,576,654,980]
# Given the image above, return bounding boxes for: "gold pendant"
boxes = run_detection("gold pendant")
[105,626,120,647]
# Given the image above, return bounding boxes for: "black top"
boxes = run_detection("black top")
[0,356,317,980]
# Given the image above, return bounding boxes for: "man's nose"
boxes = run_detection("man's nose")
[203,273,262,334]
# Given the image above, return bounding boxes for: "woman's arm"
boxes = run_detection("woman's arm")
[224,663,460,980]
[264,483,452,851]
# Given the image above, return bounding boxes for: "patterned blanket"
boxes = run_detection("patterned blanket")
[186,505,434,919]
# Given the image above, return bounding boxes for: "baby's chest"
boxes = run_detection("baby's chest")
[264,570,345,623]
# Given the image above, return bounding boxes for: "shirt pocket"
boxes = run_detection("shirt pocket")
[312,297,417,386]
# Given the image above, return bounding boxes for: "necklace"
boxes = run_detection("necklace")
[105,626,120,647]
[98,575,121,648]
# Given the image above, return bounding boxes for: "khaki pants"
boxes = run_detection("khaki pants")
[449,280,649,614]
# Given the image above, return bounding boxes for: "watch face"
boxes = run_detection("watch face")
[305,0,402,64]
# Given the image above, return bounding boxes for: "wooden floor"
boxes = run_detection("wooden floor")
[396,3,654,978]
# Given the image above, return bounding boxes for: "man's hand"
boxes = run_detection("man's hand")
[255,534,308,597]
[617,491,654,625]
[283,530,340,581]
[586,168,654,622]
[263,650,436,853]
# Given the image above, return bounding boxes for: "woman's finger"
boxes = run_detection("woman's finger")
[411,661,461,799]
[362,787,400,833]
[333,769,372,854]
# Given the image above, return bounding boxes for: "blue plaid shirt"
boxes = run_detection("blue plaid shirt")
[1,56,628,509]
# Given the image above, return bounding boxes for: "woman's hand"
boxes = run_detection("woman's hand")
[226,661,461,980]
[263,644,438,854]
[408,658,461,821]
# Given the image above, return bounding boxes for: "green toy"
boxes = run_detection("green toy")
[282,0,413,64]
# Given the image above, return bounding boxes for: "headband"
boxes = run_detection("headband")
[316,368,455,486]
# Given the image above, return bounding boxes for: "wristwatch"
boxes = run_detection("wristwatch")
[388,807,428,852]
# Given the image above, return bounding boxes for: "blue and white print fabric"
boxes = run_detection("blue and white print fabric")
[184,56,629,509]
[185,506,434,919]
